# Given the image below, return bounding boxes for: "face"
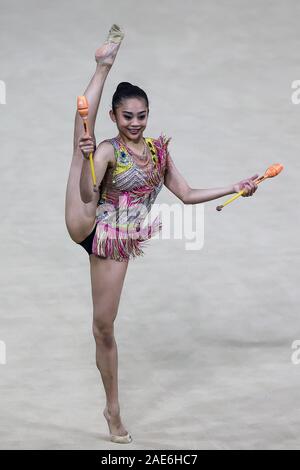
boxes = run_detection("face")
[109,97,149,141]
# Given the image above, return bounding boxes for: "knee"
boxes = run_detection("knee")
[92,319,114,347]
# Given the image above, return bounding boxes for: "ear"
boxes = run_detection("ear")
[109,109,116,122]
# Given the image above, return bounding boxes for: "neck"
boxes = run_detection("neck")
[117,132,144,148]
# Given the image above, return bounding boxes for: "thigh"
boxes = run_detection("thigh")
[65,158,99,242]
[89,255,129,327]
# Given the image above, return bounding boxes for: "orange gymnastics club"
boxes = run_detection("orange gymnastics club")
[216,163,284,211]
[77,96,97,192]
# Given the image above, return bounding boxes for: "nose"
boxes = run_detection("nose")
[131,118,140,126]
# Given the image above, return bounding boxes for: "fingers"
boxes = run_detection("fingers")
[79,135,95,158]
[242,179,258,196]
[80,146,95,158]
[79,135,93,144]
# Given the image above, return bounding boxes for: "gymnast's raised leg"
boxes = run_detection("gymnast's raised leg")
[65,26,132,443]
[65,25,123,243]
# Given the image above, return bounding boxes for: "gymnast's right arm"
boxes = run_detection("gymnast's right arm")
[79,139,114,203]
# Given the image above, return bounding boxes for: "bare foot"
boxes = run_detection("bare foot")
[103,406,130,438]
[95,24,125,66]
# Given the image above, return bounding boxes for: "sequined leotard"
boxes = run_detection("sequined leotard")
[91,132,171,262]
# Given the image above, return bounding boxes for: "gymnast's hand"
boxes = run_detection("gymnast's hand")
[79,134,96,160]
[232,174,259,197]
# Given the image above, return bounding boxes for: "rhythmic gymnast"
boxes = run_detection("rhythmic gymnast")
[65,24,258,444]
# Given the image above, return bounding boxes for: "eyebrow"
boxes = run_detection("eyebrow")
[122,110,147,115]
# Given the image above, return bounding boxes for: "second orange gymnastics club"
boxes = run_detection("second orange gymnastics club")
[77,95,97,192]
[216,163,284,211]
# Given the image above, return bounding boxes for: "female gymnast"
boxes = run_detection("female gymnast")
[65,24,258,444]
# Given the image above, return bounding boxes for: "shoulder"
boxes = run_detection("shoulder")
[95,139,117,168]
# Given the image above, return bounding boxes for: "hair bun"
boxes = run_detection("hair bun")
[117,81,133,90]
[112,82,149,113]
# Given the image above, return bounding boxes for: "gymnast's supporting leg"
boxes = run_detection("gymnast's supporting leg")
[89,255,131,440]
[65,26,124,243]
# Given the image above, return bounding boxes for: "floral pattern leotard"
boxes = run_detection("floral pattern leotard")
[92,132,171,262]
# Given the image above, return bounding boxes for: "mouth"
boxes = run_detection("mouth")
[128,128,141,135]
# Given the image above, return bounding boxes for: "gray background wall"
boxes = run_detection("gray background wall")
[0,0,299,449]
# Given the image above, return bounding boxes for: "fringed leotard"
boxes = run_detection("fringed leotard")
[79,132,171,262]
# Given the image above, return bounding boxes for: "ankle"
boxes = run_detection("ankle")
[106,403,120,416]
[95,63,111,77]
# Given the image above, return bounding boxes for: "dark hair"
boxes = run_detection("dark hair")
[112,82,149,114]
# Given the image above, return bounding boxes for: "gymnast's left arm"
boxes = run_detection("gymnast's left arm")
[164,153,258,204]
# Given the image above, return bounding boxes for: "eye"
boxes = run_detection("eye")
[123,114,146,119]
